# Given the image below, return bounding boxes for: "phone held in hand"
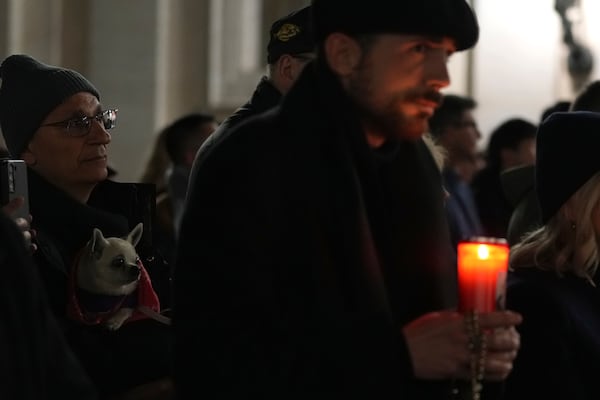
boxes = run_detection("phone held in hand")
[0,159,29,220]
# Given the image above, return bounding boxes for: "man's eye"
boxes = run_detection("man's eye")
[412,44,428,53]
[71,118,89,129]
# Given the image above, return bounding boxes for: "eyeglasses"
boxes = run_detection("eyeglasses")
[40,109,118,137]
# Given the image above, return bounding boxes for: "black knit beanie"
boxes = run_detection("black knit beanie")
[536,111,600,223]
[0,54,100,157]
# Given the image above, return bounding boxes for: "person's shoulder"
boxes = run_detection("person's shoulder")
[212,77,283,145]
[196,107,282,164]
[186,108,286,194]
[218,103,255,133]
[508,268,563,294]
[94,178,154,194]
[507,268,595,318]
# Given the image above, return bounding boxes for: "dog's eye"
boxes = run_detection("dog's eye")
[112,256,125,267]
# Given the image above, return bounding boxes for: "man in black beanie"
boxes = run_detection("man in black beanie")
[0,54,173,399]
[214,5,315,133]
[175,0,521,397]
[0,55,100,159]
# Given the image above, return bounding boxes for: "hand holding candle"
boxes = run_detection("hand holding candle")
[456,238,511,400]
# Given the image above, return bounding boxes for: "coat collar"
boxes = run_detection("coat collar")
[246,76,282,116]
[29,170,129,258]
[280,60,456,319]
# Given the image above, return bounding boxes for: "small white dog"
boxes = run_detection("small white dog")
[74,223,144,330]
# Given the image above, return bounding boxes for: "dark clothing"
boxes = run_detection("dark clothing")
[471,167,512,238]
[443,168,483,247]
[182,76,282,261]
[505,268,600,399]
[174,61,457,397]
[215,75,282,133]
[29,170,172,398]
[506,188,541,246]
[166,164,191,235]
[0,212,97,400]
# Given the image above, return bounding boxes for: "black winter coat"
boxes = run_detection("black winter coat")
[175,61,457,397]
[0,211,97,399]
[505,268,600,399]
[216,76,282,134]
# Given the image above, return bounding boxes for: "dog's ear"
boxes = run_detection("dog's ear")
[127,223,143,248]
[90,228,110,259]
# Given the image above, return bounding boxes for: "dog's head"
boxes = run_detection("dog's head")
[77,223,144,296]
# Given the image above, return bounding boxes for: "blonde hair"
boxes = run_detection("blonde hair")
[510,172,600,283]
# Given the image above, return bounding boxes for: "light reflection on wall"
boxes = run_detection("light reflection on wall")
[473,0,565,145]
[582,0,600,80]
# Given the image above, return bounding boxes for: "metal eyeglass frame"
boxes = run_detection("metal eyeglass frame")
[40,109,118,137]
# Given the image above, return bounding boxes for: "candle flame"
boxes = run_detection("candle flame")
[477,244,490,260]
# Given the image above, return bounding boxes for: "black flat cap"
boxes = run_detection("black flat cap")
[311,0,479,51]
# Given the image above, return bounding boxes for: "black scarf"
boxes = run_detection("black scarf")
[281,59,456,324]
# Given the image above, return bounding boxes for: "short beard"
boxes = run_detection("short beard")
[347,64,442,142]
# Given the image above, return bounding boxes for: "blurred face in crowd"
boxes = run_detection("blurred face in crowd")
[329,33,456,145]
[22,92,112,202]
[443,109,481,161]
[184,121,219,168]
[502,137,536,170]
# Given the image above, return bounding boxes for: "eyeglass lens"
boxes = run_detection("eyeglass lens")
[101,109,117,129]
[65,109,117,135]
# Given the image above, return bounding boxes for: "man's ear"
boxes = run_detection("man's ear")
[323,33,362,77]
[275,54,296,89]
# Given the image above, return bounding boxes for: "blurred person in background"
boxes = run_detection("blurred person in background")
[212,5,315,134]
[506,111,600,400]
[471,117,537,238]
[429,94,484,247]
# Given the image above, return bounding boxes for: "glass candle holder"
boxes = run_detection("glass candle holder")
[457,237,509,313]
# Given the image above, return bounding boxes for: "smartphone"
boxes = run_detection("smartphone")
[0,159,29,220]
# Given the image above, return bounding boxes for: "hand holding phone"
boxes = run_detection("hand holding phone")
[0,160,35,252]
[0,159,29,220]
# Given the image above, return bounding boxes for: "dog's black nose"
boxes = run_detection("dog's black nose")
[128,265,141,280]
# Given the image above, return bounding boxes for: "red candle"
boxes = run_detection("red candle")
[457,238,509,313]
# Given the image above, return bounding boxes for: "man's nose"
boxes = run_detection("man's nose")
[88,120,111,144]
[427,52,451,90]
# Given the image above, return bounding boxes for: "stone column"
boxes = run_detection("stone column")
[88,0,164,181]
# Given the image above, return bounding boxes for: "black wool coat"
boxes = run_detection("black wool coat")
[174,60,457,397]
[216,75,283,134]
[0,211,98,400]
[505,268,600,400]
